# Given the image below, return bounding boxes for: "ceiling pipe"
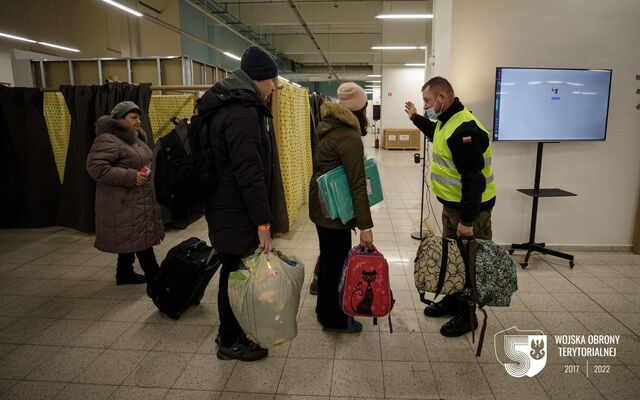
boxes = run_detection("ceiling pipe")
[286,0,339,80]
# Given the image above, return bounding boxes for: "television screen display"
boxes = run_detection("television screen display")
[493,68,612,141]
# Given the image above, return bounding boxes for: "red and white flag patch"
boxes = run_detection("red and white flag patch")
[462,136,473,143]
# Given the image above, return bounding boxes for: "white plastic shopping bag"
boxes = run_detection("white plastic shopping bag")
[227,250,304,348]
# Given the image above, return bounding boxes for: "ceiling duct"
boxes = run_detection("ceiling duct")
[286,0,339,80]
[186,0,296,71]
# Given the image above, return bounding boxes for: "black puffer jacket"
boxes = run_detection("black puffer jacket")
[197,69,273,256]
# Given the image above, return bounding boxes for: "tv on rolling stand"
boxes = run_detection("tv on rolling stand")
[493,67,612,268]
[493,67,612,142]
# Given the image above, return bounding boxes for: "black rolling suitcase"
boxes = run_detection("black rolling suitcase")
[151,237,221,319]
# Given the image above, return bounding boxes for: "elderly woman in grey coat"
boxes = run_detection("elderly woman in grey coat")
[86,101,164,287]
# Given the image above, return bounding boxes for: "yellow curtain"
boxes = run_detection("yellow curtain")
[148,94,196,141]
[43,92,71,183]
[274,80,312,228]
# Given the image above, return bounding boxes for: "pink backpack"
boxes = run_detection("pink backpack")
[339,245,395,331]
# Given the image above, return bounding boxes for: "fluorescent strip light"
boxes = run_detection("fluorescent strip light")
[292,82,302,88]
[0,32,36,43]
[376,14,433,19]
[223,51,241,61]
[405,63,426,67]
[367,74,382,78]
[279,76,289,82]
[372,46,420,50]
[39,42,80,52]
[102,0,143,17]
[365,85,381,88]
[366,80,381,83]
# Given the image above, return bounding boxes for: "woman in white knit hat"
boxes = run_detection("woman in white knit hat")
[308,82,375,333]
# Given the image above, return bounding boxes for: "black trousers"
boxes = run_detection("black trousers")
[217,254,244,346]
[117,247,159,279]
[315,225,352,329]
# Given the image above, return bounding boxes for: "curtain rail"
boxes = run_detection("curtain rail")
[40,85,212,92]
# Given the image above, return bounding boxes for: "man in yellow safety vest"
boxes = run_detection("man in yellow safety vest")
[405,76,496,337]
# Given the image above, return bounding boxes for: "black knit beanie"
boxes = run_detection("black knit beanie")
[240,46,278,81]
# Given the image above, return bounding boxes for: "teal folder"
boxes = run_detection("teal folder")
[317,158,383,224]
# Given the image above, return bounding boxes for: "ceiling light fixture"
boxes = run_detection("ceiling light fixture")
[366,80,381,83]
[367,74,382,78]
[0,32,36,43]
[102,0,143,17]
[405,63,426,67]
[292,82,302,88]
[223,51,241,61]
[376,14,433,19]
[365,85,381,88]
[279,76,290,82]
[39,42,80,52]
[371,46,423,50]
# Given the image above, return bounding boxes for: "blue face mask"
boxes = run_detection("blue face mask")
[425,96,442,121]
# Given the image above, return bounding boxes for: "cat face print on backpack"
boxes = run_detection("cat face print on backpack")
[354,270,377,315]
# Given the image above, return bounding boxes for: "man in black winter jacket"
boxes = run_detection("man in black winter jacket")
[405,76,496,338]
[198,46,277,362]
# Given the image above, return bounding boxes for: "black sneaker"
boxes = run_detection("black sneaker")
[440,307,478,337]
[424,295,461,317]
[217,337,268,362]
[116,271,146,285]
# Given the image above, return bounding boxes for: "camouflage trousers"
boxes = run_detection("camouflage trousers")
[441,205,493,241]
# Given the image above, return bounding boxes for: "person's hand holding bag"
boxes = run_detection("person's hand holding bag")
[359,228,373,247]
[258,224,272,253]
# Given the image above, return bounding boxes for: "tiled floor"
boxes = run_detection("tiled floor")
[1,147,639,399]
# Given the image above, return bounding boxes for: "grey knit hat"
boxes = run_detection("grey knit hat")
[110,101,142,120]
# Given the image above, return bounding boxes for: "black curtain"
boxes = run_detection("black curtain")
[0,87,61,228]
[268,117,289,234]
[95,82,153,146]
[58,83,153,232]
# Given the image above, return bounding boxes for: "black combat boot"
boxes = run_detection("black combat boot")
[440,300,478,337]
[424,294,462,317]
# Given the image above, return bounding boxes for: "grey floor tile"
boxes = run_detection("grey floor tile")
[109,386,169,400]
[334,331,381,360]
[287,329,336,359]
[0,344,61,379]
[533,311,590,335]
[377,309,421,333]
[27,347,104,382]
[110,322,172,351]
[331,359,384,398]
[431,362,494,400]
[154,325,213,353]
[423,333,476,363]
[611,312,640,335]
[74,349,147,385]
[28,319,93,346]
[277,358,332,396]
[380,332,428,361]
[382,361,439,399]
[52,383,116,400]
[572,312,634,336]
[164,389,219,400]
[550,293,604,312]
[100,299,155,322]
[536,364,604,400]
[123,351,192,388]
[63,298,120,320]
[583,364,640,399]
[173,354,236,391]
[71,320,132,348]
[219,393,274,400]
[1,380,66,400]
[480,363,549,400]
[224,357,286,393]
[517,292,567,312]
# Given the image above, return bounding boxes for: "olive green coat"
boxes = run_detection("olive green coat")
[308,101,373,230]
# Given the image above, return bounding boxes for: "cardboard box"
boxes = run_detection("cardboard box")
[383,128,421,149]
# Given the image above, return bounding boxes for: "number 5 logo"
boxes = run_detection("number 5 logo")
[495,326,548,378]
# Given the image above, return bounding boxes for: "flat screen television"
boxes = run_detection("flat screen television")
[492,67,612,141]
